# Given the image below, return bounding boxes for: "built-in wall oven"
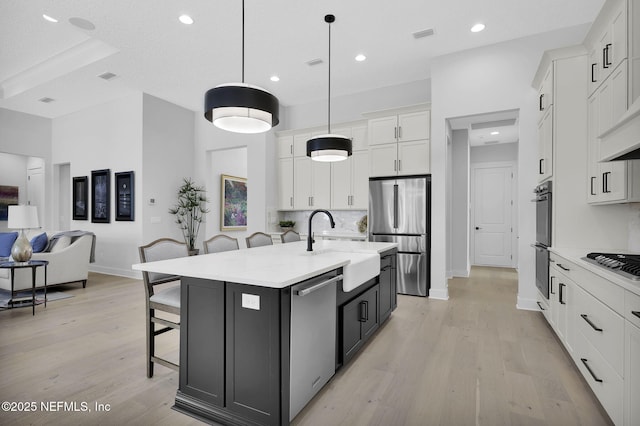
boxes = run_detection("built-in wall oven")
[533,181,552,298]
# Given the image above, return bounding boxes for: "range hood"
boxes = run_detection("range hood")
[600,98,640,161]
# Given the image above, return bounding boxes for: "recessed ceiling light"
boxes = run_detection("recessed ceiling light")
[270,75,280,82]
[69,17,95,30]
[179,14,194,25]
[471,23,485,33]
[490,131,500,135]
[355,54,366,62]
[39,97,55,103]
[42,14,58,23]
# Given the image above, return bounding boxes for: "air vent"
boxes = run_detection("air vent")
[38,97,55,103]
[413,28,435,39]
[98,71,118,81]
[306,58,323,66]
[471,119,517,130]
[483,140,500,145]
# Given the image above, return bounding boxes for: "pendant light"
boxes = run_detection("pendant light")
[204,0,279,134]
[307,14,352,162]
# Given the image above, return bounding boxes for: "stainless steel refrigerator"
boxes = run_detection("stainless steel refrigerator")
[369,175,431,296]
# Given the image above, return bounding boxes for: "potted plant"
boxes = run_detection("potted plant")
[169,178,210,255]
[279,220,296,232]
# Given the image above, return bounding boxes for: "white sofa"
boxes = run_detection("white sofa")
[0,231,94,294]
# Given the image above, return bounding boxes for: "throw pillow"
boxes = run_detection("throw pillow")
[50,236,71,252]
[30,232,48,253]
[0,232,18,257]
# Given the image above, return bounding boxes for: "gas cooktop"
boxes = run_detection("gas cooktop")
[583,252,640,281]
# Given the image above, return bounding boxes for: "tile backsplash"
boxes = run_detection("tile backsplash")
[275,210,368,235]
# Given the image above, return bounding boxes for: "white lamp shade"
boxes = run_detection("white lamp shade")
[8,205,39,229]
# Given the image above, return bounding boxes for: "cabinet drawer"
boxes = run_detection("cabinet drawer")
[550,253,624,314]
[537,290,550,323]
[574,285,624,376]
[626,290,640,328]
[574,331,623,426]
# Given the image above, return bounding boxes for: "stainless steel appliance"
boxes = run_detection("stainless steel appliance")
[583,253,640,281]
[533,181,552,298]
[289,272,340,420]
[369,175,430,296]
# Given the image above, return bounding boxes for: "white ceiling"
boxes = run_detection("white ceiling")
[0,0,605,120]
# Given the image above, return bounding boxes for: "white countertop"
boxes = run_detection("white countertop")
[132,240,397,289]
[549,247,640,296]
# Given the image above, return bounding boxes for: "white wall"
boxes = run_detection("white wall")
[194,117,270,248]
[0,153,28,232]
[451,130,470,277]
[430,24,592,305]
[284,79,431,130]
[471,142,518,163]
[53,94,144,277]
[141,94,195,247]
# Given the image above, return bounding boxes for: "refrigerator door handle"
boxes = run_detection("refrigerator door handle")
[393,184,398,229]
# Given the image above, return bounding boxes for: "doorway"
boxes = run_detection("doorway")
[446,109,519,277]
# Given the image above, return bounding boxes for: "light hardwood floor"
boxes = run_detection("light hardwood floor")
[0,268,612,425]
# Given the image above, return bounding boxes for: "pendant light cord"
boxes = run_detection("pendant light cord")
[241,0,245,83]
[327,18,332,134]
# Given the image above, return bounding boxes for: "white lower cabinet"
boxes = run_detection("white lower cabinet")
[625,290,640,426]
[545,252,636,425]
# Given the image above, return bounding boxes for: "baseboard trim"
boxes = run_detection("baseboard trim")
[452,269,470,278]
[516,295,539,311]
[429,287,449,300]
[89,265,140,279]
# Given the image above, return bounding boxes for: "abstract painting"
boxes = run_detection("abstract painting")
[221,175,247,231]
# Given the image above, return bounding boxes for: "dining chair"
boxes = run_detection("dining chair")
[203,234,240,254]
[245,232,273,248]
[280,230,301,243]
[138,238,188,377]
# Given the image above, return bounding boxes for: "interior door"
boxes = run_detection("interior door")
[473,165,513,267]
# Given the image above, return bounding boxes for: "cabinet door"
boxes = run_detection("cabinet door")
[360,285,379,340]
[626,321,640,426]
[311,161,331,208]
[548,273,558,329]
[277,135,293,159]
[294,157,312,209]
[588,49,601,97]
[398,139,430,175]
[379,263,393,324]
[537,107,553,182]
[587,95,601,202]
[341,296,365,363]
[351,125,368,151]
[398,111,430,142]
[609,1,628,71]
[369,143,398,177]
[368,116,398,146]
[278,158,294,210]
[350,151,369,209]
[538,64,554,121]
[331,158,351,209]
[293,132,312,157]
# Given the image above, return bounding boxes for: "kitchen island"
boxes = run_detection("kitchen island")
[132,240,397,426]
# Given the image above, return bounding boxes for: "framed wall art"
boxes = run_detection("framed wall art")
[72,176,88,220]
[115,171,134,221]
[221,174,247,231]
[91,169,110,223]
[0,185,19,221]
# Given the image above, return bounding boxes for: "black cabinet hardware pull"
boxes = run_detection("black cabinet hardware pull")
[558,264,570,272]
[603,171,611,193]
[581,358,603,383]
[581,314,603,332]
[359,301,367,322]
[632,311,640,320]
[605,43,612,67]
[549,259,556,263]
[537,301,545,311]
[539,159,544,175]
[590,177,596,196]
[559,283,565,305]
[591,63,597,82]
[539,94,544,111]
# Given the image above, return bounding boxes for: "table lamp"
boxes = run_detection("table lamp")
[8,205,39,263]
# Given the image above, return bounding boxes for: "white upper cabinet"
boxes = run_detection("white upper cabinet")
[277,136,294,159]
[293,132,312,157]
[293,157,330,210]
[538,64,554,122]
[331,151,369,210]
[368,110,430,177]
[278,158,294,210]
[537,107,553,183]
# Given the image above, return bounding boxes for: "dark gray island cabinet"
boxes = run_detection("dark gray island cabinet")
[173,247,397,426]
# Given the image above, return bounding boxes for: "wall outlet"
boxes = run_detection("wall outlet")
[241,293,260,310]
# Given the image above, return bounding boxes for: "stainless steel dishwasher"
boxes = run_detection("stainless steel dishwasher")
[289,272,342,421]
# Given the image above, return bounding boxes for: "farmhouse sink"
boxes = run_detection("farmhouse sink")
[340,252,380,292]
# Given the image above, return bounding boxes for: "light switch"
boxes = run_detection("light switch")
[241,293,260,310]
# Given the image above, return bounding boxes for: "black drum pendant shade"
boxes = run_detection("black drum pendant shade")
[307,15,352,162]
[204,0,279,134]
